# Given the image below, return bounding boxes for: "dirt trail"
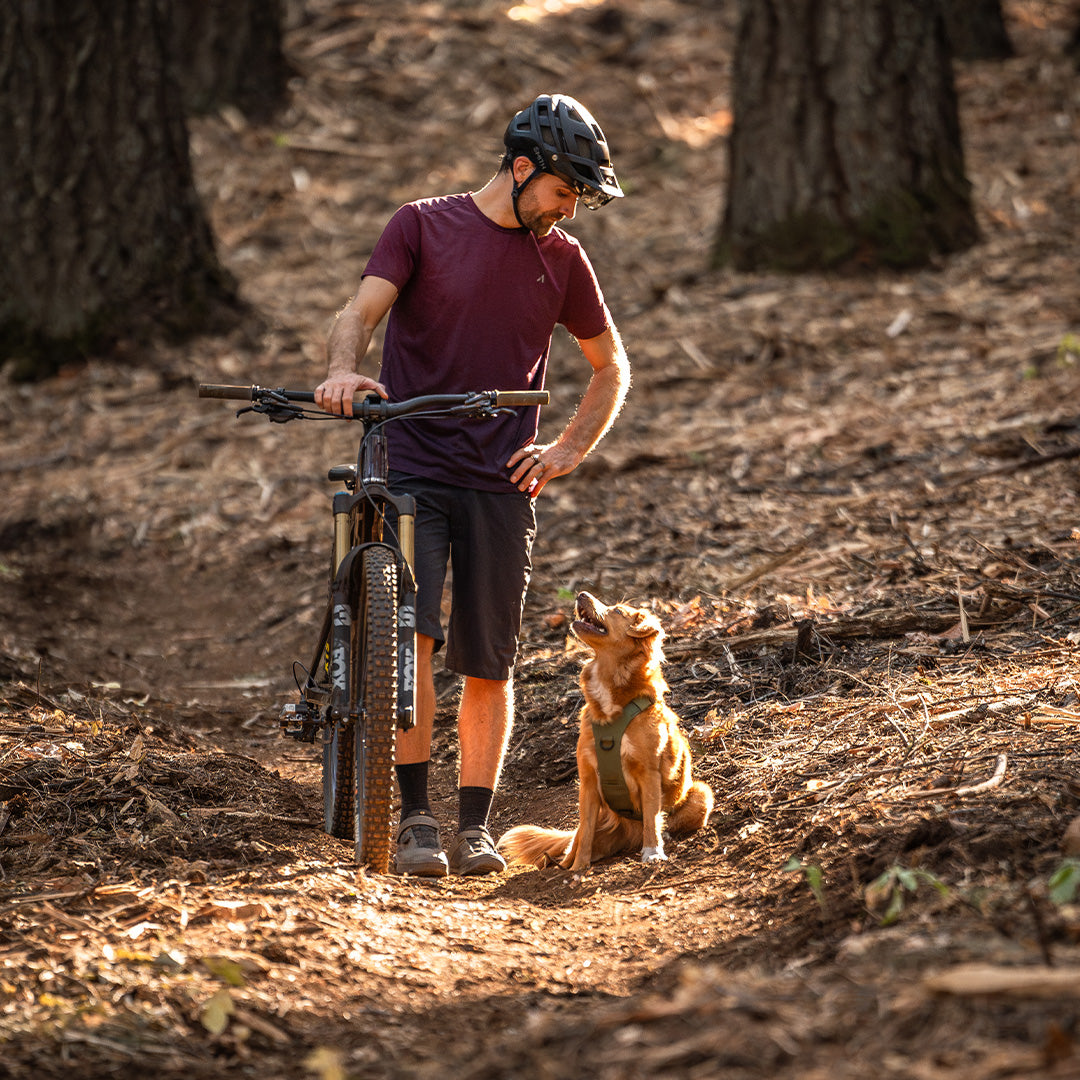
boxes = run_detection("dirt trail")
[3,3,1080,1077]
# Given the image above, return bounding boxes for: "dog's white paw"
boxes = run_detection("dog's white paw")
[641,847,667,863]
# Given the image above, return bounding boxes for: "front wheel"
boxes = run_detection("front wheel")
[351,546,398,872]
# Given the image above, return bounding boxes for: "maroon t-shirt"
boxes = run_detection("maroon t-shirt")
[363,193,610,492]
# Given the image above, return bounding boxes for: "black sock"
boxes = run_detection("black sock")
[396,761,431,821]
[458,786,494,832]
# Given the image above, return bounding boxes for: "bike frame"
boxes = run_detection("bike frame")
[198,382,549,869]
[323,420,418,733]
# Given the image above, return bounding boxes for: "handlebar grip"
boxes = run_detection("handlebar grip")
[197,383,256,400]
[493,391,549,407]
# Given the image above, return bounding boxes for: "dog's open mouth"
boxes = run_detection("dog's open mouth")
[572,592,607,637]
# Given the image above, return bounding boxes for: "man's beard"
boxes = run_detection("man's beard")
[516,191,561,237]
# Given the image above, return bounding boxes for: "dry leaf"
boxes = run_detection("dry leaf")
[1062,815,1080,857]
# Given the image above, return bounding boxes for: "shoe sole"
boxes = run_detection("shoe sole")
[394,858,449,877]
[450,856,506,876]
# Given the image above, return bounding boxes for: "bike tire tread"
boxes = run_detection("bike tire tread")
[353,546,398,873]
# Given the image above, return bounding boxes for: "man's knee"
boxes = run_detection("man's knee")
[463,672,512,689]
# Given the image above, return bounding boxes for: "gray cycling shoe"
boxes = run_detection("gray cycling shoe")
[394,812,449,877]
[447,826,507,876]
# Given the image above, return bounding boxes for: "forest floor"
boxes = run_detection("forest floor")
[3,2,1080,1077]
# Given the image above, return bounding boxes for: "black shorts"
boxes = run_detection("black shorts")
[387,472,536,681]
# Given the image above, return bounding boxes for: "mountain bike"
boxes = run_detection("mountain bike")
[197,383,549,872]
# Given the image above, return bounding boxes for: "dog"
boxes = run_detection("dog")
[498,592,714,871]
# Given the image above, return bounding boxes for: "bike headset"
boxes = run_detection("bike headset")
[502,94,624,228]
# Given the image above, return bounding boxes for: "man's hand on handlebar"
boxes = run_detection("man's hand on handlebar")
[315,373,389,417]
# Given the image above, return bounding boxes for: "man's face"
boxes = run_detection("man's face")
[515,169,580,237]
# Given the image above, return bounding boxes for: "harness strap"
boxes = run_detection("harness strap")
[591,695,654,820]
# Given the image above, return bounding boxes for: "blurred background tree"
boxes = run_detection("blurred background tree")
[0,0,287,381]
[716,0,980,271]
[942,0,1014,60]
[4,0,1063,380]
[169,0,290,120]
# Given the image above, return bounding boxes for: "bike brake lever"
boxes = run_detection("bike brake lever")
[238,394,306,423]
[266,406,304,423]
[447,403,501,419]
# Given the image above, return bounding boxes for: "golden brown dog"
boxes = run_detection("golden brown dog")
[498,592,714,871]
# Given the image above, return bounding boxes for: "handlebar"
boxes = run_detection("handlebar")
[197,383,548,420]
[199,383,285,401]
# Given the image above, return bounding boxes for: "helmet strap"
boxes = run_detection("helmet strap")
[510,165,543,229]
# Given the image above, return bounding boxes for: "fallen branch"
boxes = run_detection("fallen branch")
[187,807,320,827]
[901,753,1008,799]
[0,888,92,913]
[1028,706,1080,725]
[665,602,1024,661]
[722,538,812,593]
[926,962,1080,998]
[0,831,52,847]
[942,445,1080,489]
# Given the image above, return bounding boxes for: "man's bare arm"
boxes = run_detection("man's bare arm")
[315,275,399,415]
[506,322,630,493]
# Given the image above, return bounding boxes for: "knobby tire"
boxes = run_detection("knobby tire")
[352,546,398,872]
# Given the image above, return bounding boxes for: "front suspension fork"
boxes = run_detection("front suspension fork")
[395,502,417,733]
[331,491,417,732]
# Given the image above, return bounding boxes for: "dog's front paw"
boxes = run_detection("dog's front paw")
[641,846,667,864]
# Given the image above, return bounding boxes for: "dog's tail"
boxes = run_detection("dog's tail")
[497,825,574,868]
[498,813,643,869]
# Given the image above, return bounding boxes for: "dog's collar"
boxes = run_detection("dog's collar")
[592,695,654,819]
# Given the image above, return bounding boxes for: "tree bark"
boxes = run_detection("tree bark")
[169,0,290,121]
[0,0,237,380]
[717,0,979,272]
[942,0,1013,61]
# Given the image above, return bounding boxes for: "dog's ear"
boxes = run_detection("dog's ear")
[626,610,663,639]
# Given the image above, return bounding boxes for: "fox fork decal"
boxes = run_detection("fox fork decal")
[397,600,416,729]
[331,602,351,697]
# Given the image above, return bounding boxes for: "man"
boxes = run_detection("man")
[315,94,629,877]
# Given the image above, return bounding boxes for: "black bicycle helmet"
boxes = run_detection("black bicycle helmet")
[503,94,624,214]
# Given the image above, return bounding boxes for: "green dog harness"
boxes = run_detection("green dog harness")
[591,695,654,820]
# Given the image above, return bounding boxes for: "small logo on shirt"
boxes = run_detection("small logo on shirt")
[536,273,546,284]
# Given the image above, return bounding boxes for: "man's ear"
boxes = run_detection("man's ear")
[512,155,535,183]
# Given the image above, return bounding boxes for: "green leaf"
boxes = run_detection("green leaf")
[1049,860,1080,906]
[803,864,826,906]
[201,989,234,1036]
[881,887,905,927]
[865,869,893,905]
[202,956,248,987]
[897,868,919,892]
[924,871,950,897]
[866,864,948,925]
[782,856,826,910]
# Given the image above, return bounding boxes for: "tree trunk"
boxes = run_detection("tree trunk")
[169,0,290,121]
[0,0,237,380]
[716,0,979,272]
[942,0,1013,61]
